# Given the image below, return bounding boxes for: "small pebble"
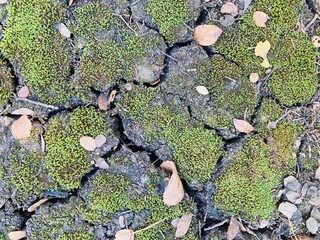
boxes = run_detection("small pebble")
[278,202,298,219]
[306,217,318,234]
[286,191,301,204]
[311,207,320,220]
[284,176,301,192]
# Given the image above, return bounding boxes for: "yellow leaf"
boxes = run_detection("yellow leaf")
[261,59,270,68]
[255,40,271,68]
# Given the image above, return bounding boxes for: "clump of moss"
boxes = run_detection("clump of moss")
[214,122,301,220]
[58,228,94,240]
[145,0,192,42]
[214,0,317,106]
[121,86,223,184]
[0,61,13,105]
[44,107,109,190]
[256,98,283,130]
[0,0,71,105]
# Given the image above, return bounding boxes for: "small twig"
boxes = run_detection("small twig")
[113,13,138,36]
[204,219,229,231]
[159,50,178,62]
[183,23,194,32]
[305,14,319,31]
[15,97,58,110]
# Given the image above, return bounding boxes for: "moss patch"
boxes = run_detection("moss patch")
[0,0,71,105]
[0,61,13,105]
[44,107,109,190]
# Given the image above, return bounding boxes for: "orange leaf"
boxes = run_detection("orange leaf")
[80,136,96,151]
[194,25,222,46]
[11,115,32,139]
[227,217,240,240]
[221,2,238,17]
[233,119,254,133]
[253,11,268,27]
[175,214,193,237]
[27,198,51,212]
[160,161,184,206]
[8,231,26,240]
[98,93,108,111]
[249,73,259,83]
[108,90,118,105]
[115,229,134,240]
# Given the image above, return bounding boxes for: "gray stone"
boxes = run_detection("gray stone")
[306,217,318,234]
[311,207,320,220]
[286,191,301,203]
[284,176,301,192]
[278,202,298,219]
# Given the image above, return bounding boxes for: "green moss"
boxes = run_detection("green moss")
[0,61,13,105]
[0,0,71,105]
[256,98,283,129]
[214,0,317,106]
[145,0,192,42]
[121,86,223,184]
[57,228,94,240]
[44,107,109,190]
[0,234,6,240]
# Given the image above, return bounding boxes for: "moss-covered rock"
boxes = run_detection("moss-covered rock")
[44,107,110,190]
[0,61,13,105]
[0,0,71,105]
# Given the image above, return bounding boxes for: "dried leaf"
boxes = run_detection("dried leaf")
[194,25,222,46]
[312,36,320,48]
[57,23,71,38]
[296,236,313,240]
[171,218,180,228]
[108,90,118,105]
[27,198,51,212]
[249,73,259,83]
[115,229,134,240]
[233,119,254,133]
[175,214,193,238]
[95,158,109,169]
[255,40,271,68]
[267,121,277,129]
[221,2,238,17]
[17,86,29,98]
[98,93,108,111]
[253,11,268,27]
[0,0,7,4]
[8,231,27,240]
[315,167,320,180]
[227,217,240,240]
[160,161,184,206]
[11,115,32,139]
[95,135,106,148]
[11,108,35,116]
[68,0,73,6]
[196,86,209,95]
[40,134,45,153]
[119,216,126,228]
[80,136,96,151]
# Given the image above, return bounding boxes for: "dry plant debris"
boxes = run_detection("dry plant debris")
[17,86,29,98]
[80,136,96,151]
[253,11,269,27]
[11,115,32,139]
[194,25,223,46]
[233,118,254,133]
[221,2,238,17]
[115,229,134,240]
[175,214,193,237]
[255,40,271,68]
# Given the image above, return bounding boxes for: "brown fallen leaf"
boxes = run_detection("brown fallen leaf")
[0,0,7,4]
[80,136,96,151]
[108,90,118,105]
[249,73,259,83]
[27,198,51,212]
[98,93,108,110]
[171,217,180,228]
[115,229,134,240]
[221,2,238,17]
[11,108,35,116]
[315,167,320,180]
[296,236,313,240]
[175,214,193,238]
[160,161,184,206]
[8,231,27,240]
[11,115,32,139]
[253,11,268,27]
[95,158,109,169]
[233,119,254,133]
[196,86,209,95]
[194,25,223,46]
[227,217,240,240]
[312,36,320,47]
[57,23,71,38]
[17,86,29,98]
[95,135,106,148]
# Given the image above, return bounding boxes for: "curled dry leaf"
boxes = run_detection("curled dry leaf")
[315,167,320,180]
[80,136,96,151]
[253,11,268,27]
[255,40,271,68]
[233,119,254,133]
[196,86,209,95]
[11,115,32,139]
[95,135,107,148]
[312,36,320,48]
[27,198,51,212]
[108,90,118,105]
[98,93,108,111]
[8,231,27,240]
[249,73,259,83]
[194,25,222,46]
[11,108,35,116]
[160,161,184,206]
[227,217,240,240]
[221,2,238,17]
[17,86,29,98]
[57,23,71,38]
[175,214,193,238]
[115,229,134,240]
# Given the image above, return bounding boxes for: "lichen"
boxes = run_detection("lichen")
[214,0,317,106]
[0,61,13,105]
[0,0,71,105]
[44,107,109,190]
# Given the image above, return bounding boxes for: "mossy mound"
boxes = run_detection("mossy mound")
[214,0,318,106]
[214,122,301,220]
[0,61,13,105]
[44,107,110,190]
[120,86,223,185]
[0,0,71,105]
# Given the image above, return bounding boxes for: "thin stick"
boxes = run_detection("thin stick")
[204,219,229,231]
[15,97,58,110]
[305,14,319,31]
[114,14,138,36]
[159,50,178,62]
